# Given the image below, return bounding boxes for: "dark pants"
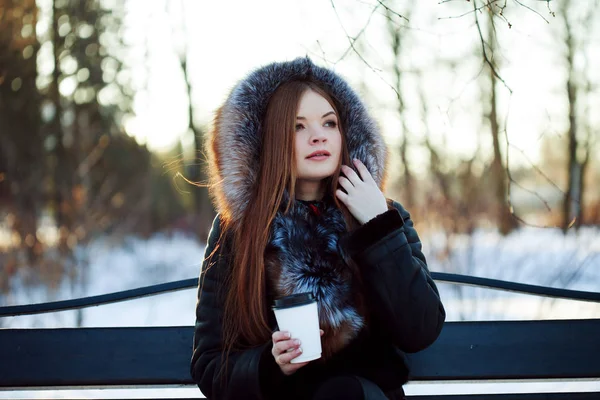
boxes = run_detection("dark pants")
[311,375,391,400]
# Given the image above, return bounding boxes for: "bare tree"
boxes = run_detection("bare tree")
[558,0,598,231]
[561,1,579,231]
[0,0,44,263]
[473,1,517,235]
[383,4,415,209]
[50,0,73,253]
[169,0,214,240]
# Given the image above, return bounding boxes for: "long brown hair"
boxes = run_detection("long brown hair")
[214,79,362,369]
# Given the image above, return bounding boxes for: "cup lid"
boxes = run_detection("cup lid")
[273,292,315,309]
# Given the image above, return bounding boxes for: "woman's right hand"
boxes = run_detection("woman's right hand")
[271,329,324,376]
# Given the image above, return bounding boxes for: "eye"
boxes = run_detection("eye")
[324,120,337,128]
[295,123,304,131]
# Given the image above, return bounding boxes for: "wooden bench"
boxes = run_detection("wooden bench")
[1,273,599,399]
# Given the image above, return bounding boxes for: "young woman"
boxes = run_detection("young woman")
[190,57,445,400]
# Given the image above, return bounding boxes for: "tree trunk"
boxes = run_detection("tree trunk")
[180,53,213,239]
[561,7,580,232]
[486,10,516,235]
[51,0,73,251]
[385,6,414,209]
[1,0,43,263]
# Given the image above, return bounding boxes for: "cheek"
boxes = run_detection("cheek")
[294,137,303,162]
[334,133,343,160]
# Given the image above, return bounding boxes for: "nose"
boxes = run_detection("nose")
[310,128,327,144]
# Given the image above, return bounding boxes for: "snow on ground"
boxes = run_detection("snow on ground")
[1,226,599,397]
[426,226,600,321]
[2,232,204,329]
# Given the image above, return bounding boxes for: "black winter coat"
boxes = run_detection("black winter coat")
[190,200,446,400]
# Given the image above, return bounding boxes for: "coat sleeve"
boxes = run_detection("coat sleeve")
[190,214,288,400]
[343,200,446,353]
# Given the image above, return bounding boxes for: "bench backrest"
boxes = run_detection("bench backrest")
[1,273,599,399]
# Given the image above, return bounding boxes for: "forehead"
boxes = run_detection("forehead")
[297,90,334,113]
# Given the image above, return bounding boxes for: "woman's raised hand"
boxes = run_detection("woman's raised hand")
[336,159,388,225]
[271,329,324,376]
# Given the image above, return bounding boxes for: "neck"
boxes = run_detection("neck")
[295,180,327,201]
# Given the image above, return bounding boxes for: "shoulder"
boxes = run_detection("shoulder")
[200,213,234,291]
[386,198,411,221]
[207,213,223,242]
[203,213,232,270]
[206,213,234,247]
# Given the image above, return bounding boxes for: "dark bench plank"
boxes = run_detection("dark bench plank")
[0,394,596,400]
[1,319,599,388]
[5,395,596,400]
[409,395,600,399]
[408,319,600,380]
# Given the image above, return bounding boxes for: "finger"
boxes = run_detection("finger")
[282,360,311,373]
[335,189,348,204]
[273,339,300,355]
[341,165,362,186]
[272,331,291,343]
[288,360,310,371]
[353,159,375,184]
[277,347,303,364]
[338,176,354,193]
[294,362,311,370]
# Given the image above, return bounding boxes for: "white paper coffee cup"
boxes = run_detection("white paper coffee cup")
[272,293,322,363]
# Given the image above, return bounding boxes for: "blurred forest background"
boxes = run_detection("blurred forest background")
[0,0,598,310]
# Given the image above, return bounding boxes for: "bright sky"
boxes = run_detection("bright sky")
[120,0,600,173]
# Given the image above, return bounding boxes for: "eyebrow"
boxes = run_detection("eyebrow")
[296,111,336,120]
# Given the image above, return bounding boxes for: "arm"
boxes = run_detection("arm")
[344,200,445,353]
[190,214,286,399]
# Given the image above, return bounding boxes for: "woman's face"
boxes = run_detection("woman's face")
[294,90,342,189]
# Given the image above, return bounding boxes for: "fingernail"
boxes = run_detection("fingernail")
[285,332,291,339]
[298,347,303,353]
[294,339,301,346]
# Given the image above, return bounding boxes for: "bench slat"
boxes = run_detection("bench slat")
[0,319,598,388]
[9,395,598,400]
[409,394,600,399]
[408,319,600,380]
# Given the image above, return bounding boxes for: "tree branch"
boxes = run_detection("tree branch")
[375,0,408,22]
[513,0,550,24]
[334,2,381,64]
[473,0,513,93]
[329,0,400,99]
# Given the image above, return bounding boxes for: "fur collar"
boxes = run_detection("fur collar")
[265,194,368,360]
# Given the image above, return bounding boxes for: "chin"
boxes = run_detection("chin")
[299,169,336,180]
[297,173,334,182]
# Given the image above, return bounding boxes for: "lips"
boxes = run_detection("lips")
[306,150,331,159]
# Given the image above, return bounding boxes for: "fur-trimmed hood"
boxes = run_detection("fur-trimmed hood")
[205,56,389,227]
